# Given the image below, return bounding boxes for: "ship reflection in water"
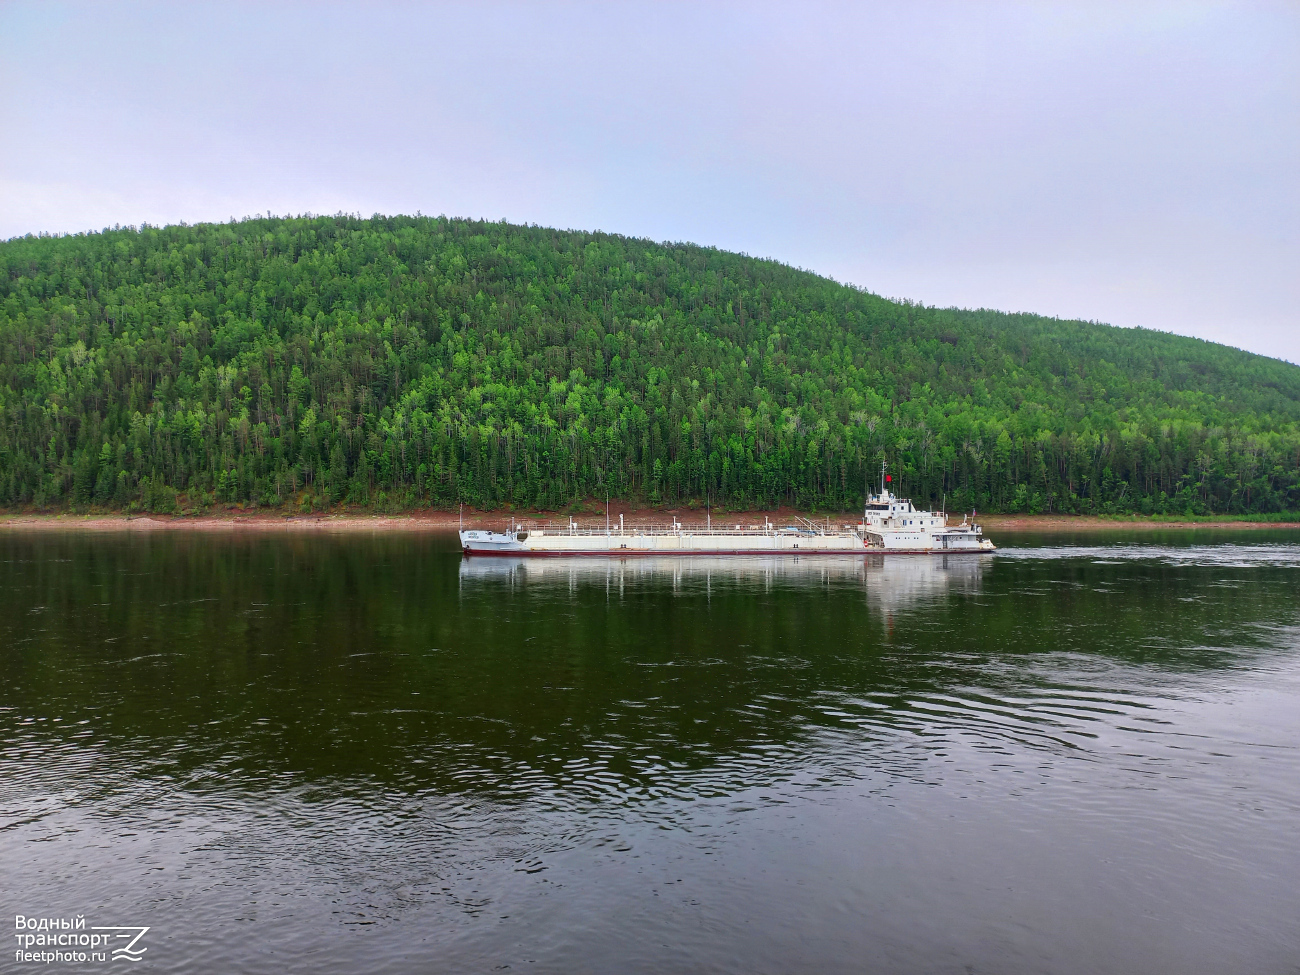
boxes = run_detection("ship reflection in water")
[459,552,985,613]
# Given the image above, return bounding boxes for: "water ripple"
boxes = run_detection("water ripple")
[999,542,1300,567]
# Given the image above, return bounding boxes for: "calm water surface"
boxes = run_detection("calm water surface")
[2,530,1298,974]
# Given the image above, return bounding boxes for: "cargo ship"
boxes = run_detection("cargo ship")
[459,471,994,557]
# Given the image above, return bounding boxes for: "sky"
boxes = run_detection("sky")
[2,1,1297,362]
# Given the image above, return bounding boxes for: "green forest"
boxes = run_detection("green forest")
[2,213,1299,515]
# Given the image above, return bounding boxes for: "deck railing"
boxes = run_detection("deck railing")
[477,519,862,537]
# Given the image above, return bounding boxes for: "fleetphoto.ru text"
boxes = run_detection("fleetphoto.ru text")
[14,915,149,965]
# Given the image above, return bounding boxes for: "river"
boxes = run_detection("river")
[2,529,1298,973]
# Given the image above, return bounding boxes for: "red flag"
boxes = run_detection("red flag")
[885,474,891,482]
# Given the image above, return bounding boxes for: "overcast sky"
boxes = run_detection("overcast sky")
[3,2,1297,362]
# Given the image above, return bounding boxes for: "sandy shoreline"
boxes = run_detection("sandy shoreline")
[1,509,1296,533]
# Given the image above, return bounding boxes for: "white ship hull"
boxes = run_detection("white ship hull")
[460,518,993,557]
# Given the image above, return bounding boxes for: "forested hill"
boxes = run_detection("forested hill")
[2,214,1298,515]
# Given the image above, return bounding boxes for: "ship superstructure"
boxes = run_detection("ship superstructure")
[859,486,990,552]
[460,469,994,556]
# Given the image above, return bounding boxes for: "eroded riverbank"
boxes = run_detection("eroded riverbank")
[1,509,1296,533]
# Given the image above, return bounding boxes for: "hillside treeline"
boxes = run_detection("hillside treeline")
[2,214,1299,515]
